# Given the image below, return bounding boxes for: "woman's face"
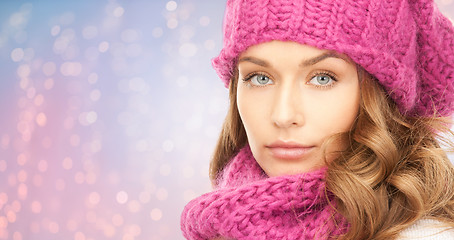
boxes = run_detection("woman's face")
[237,41,360,177]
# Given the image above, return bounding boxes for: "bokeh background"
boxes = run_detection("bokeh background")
[0,1,452,239]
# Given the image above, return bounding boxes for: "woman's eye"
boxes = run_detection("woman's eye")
[308,74,335,86]
[249,74,273,86]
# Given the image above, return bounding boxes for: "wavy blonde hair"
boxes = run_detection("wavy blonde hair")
[210,68,454,239]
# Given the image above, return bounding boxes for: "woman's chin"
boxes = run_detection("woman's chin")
[261,163,325,177]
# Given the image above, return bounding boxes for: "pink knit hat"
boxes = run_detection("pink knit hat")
[212,0,454,117]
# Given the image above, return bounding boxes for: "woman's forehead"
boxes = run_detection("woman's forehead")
[238,41,354,67]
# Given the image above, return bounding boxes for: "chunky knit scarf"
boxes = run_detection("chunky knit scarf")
[181,146,349,239]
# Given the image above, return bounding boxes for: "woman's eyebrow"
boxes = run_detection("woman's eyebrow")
[300,51,350,67]
[238,51,350,68]
[238,57,269,67]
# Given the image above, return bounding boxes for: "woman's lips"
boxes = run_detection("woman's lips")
[266,141,314,160]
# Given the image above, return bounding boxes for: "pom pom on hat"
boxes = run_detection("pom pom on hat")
[212,0,454,117]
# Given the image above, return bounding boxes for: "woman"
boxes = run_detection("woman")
[181,0,454,239]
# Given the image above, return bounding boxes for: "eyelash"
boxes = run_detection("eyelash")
[242,72,270,81]
[241,71,273,87]
[241,70,338,88]
[309,71,338,89]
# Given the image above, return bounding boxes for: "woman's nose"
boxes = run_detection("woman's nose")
[271,83,304,128]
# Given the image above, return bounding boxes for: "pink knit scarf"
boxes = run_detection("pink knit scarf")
[181,146,349,239]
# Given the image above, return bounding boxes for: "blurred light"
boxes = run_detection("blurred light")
[34,94,44,106]
[74,172,85,184]
[86,211,96,223]
[13,231,22,240]
[113,6,125,17]
[38,160,48,172]
[125,224,141,237]
[62,157,73,170]
[36,112,47,127]
[17,64,31,78]
[66,220,78,231]
[51,25,61,36]
[17,170,27,183]
[26,87,36,99]
[177,76,189,87]
[85,172,97,184]
[32,174,43,187]
[155,188,168,201]
[179,43,197,57]
[167,18,178,29]
[19,78,29,90]
[181,26,195,40]
[125,43,142,57]
[127,200,141,213]
[159,164,171,176]
[116,191,128,204]
[7,211,16,223]
[31,201,42,213]
[166,1,178,11]
[121,29,139,43]
[9,12,26,27]
[42,62,57,76]
[204,39,215,50]
[63,117,75,130]
[1,135,10,150]
[199,16,210,26]
[42,136,53,149]
[48,221,59,234]
[11,48,24,62]
[179,8,191,20]
[111,214,123,227]
[135,140,148,152]
[69,91,84,107]
[162,140,174,152]
[17,153,27,166]
[88,73,98,84]
[74,232,86,240]
[17,183,28,200]
[23,48,35,61]
[183,189,197,202]
[60,61,82,76]
[82,26,98,39]
[150,208,162,221]
[90,89,101,102]
[152,27,163,38]
[128,77,149,93]
[88,192,101,206]
[138,191,151,204]
[103,224,116,238]
[182,166,194,178]
[30,221,40,234]
[98,41,109,53]
[0,161,6,172]
[55,179,66,191]
[59,12,75,25]
[44,78,54,90]
[0,193,8,205]
[0,216,7,228]
[17,97,27,109]
[12,201,22,213]
[78,111,98,126]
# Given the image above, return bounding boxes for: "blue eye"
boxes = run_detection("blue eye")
[247,74,273,86]
[309,73,336,86]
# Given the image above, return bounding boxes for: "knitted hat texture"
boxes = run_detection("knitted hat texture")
[180,146,349,239]
[212,0,454,117]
